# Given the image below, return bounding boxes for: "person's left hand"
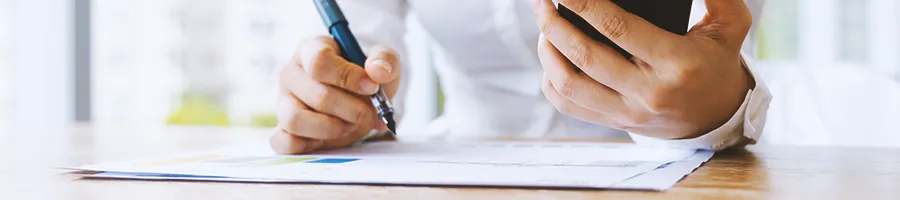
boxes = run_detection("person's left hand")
[530,0,755,140]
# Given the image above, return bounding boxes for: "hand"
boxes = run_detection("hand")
[531,0,755,139]
[271,36,402,154]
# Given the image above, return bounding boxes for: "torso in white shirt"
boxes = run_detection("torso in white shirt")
[406,0,627,140]
[332,0,766,143]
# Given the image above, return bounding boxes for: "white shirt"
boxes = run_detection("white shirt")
[328,0,772,151]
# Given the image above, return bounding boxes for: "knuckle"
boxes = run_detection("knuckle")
[623,110,653,128]
[643,88,674,113]
[657,42,685,62]
[284,111,305,132]
[539,17,556,36]
[305,49,333,79]
[541,79,554,93]
[312,87,334,110]
[664,63,697,87]
[352,108,368,124]
[566,42,593,67]
[336,65,357,88]
[308,114,338,134]
[557,76,578,99]
[322,117,344,133]
[597,12,628,40]
[565,0,591,13]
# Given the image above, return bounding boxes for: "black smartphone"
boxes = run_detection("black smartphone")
[557,0,694,59]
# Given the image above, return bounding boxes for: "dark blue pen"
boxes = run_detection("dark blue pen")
[313,0,397,135]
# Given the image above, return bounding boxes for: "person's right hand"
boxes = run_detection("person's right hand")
[270,35,402,155]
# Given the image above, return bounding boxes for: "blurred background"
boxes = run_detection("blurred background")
[1,0,898,148]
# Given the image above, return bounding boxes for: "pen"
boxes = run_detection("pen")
[313,0,397,135]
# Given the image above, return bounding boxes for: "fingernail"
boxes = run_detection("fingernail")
[360,79,378,93]
[373,59,392,74]
[343,123,357,134]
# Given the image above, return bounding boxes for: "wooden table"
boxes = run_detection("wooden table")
[2,125,899,200]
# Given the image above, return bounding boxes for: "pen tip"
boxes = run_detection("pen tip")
[387,121,397,135]
[379,113,397,135]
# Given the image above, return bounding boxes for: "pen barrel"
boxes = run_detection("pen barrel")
[370,89,395,117]
[313,0,346,27]
[329,24,367,67]
[314,0,396,130]
[328,24,394,113]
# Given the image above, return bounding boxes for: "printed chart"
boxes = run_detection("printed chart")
[68,141,712,190]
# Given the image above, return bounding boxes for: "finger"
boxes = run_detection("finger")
[364,45,403,98]
[364,45,401,84]
[281,63,377,126]
[537,36,629,114]
[276,94,357,140]
[297,36,379,95]
[537,34,644,95]
[552,0,682,61]
[541,76,624,129]
[531,0,642,91]
[269,130,323,155]
[689,0,753,51]
[298,83,376,127]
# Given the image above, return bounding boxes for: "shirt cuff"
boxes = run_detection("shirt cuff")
[627,54,773,151]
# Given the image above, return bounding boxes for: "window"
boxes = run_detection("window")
[90,0,438,130]
[0,0,10,125]
[839,0,868,63]
[91,0,298,127]
[756,0,799,60]
[8,0,893,147]
[755,0,900,147]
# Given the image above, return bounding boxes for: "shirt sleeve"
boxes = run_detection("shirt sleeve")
[628,54,773,151]
[627,0,772,151]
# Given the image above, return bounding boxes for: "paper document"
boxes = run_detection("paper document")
[67,141,713,190]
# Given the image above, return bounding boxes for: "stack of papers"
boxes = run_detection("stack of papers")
[66,141,713,191]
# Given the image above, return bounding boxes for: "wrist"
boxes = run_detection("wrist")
[681,57,754,139]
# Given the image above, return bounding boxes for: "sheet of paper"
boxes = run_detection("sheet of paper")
[610,150,714,190]
[85,150,714,191]
[68,141,709,190]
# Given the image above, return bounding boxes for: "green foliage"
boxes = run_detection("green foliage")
[166,93,231,126]
[249,112,278,127]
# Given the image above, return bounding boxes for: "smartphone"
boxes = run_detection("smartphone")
[557,0,693,59]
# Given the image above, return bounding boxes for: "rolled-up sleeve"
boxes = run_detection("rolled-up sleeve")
[627,0,771,151]
[628,54,772,151]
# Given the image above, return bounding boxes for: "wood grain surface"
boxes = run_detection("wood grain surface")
[1,124,899,200]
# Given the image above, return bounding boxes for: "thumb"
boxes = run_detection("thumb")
[364,44,401,85]
[689,0,753,52]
